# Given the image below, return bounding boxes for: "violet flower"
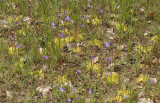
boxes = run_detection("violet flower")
[60,33,65,37]
[65,16,69,21]
[89,89,93,94]
[52,22,56,28]
[16,44,20,48]
[59,87,65,92]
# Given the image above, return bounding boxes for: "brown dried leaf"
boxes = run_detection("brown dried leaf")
[92,56,99,64]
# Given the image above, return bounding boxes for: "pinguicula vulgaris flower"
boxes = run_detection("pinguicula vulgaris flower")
[42,56,48,59]
[16,44,20,48]
[60,33,65,37]
[52,22,56,28]
[65,16,69,21]
[65,11,69,14]
[105,72,109,76]
[82,16,85,19]
[65,99,71,102]
[21,45,25,49]
[99,9,103,13]
[89,89,93,94]
[108,58,111,62]
[81,24,84,28]
[91,56,95,60]
[105,42,110,47]
[59,87,65,92]
[76,70,81,74]
[9,35,12,38]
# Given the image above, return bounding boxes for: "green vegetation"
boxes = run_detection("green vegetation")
[0,0,160,102]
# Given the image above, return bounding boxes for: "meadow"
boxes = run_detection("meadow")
[0,0,160,103]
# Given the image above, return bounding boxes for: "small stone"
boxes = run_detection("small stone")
[63,43,71,52]
[6,91,12,98]
[149,78,157,84]
[146,98,154,103]
[144,32,148,36]
[140,8,145,14]
[36,86,52,97]
[138,91,145,98]
[123,78,129,83]
[23,17,31,21]
[152,58,158,64]
[117,45,124,50]
[138,98,146,103]
[0,20,8,24]
[107,28,115,35]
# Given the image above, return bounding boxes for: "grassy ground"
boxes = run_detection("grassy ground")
[0,0,160,103]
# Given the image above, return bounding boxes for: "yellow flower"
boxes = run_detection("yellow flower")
[130,9,133,13]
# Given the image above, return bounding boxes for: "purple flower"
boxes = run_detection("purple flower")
[76,70,81,74]
[82,16,85,19]
[9,35,12,38]
[91,56,95,60]
[42,56,48,59]
[21,45,25,49]
[108,58,111,62]
[65,11,69,14]
[60,33,65,37]
[81,24,84,28]
[105,42,110,47]
[149,80,151,84]
[120,11,122,13]
[99,9,103,13]
[16,44,20,48]
[65,16,69,21]
[89,89,93,94]
[65,99,71,102]
[14,33,16,36]
[105,72,109,76]
[59,87,65,92]
[52,22,56,28]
